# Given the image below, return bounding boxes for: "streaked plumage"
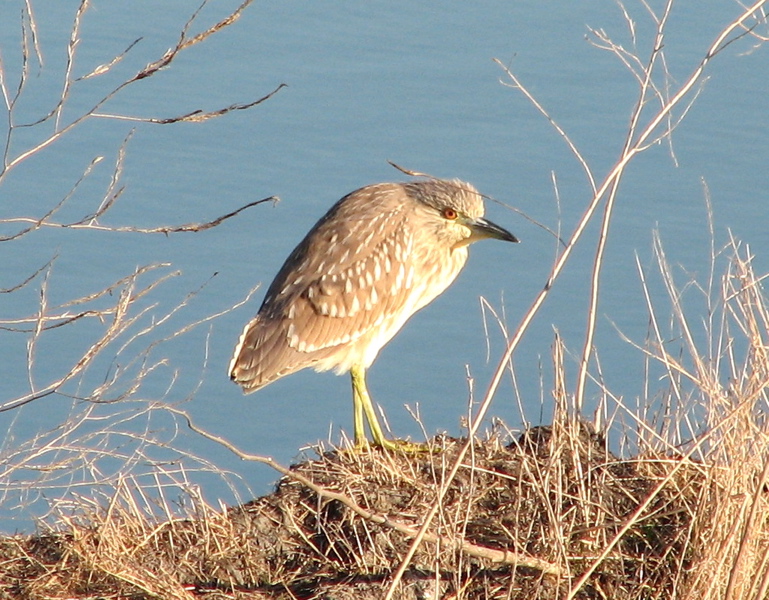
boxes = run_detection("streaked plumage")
[229,178,518,448]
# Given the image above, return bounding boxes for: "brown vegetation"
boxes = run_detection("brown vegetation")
[0,424,715,599]
[4,238,769,600]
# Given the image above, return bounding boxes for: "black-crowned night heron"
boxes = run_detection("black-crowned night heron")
[229,178,518,449]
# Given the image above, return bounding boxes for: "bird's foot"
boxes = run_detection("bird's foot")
[355,437,437,453]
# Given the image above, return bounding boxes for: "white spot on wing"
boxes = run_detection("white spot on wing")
[395,264,405,290]
[288,322,300,349]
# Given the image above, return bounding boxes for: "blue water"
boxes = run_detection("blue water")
[1,1,767,532]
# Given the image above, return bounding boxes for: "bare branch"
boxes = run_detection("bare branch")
[494,58,596,195]
[91,82,287,124]
[0,0,274,184]
[1,195,278,238]
[54,0,90,131]
[76,37,143,81]
[0,256,54,294]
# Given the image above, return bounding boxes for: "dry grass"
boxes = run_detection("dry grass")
[3,239,768,600]
[0,427,705,599]
[638,238,769,600]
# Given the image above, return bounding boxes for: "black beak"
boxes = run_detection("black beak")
[468,216,519,244]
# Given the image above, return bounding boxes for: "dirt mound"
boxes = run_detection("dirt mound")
[0,421,706,599]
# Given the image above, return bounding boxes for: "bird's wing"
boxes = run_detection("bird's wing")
[289,207,418,352]
[229,199,420,390]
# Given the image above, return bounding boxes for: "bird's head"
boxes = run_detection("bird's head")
[404,179,518,250]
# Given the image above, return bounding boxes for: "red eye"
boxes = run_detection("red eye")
[442,208,458,220]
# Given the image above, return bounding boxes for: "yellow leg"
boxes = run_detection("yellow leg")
[349,365,431,452]
[351,365,367,446]
[350,364,398,449]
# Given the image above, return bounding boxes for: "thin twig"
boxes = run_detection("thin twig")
[1,195,278,238]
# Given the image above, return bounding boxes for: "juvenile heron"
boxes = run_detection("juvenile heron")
[229,179,518,449]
